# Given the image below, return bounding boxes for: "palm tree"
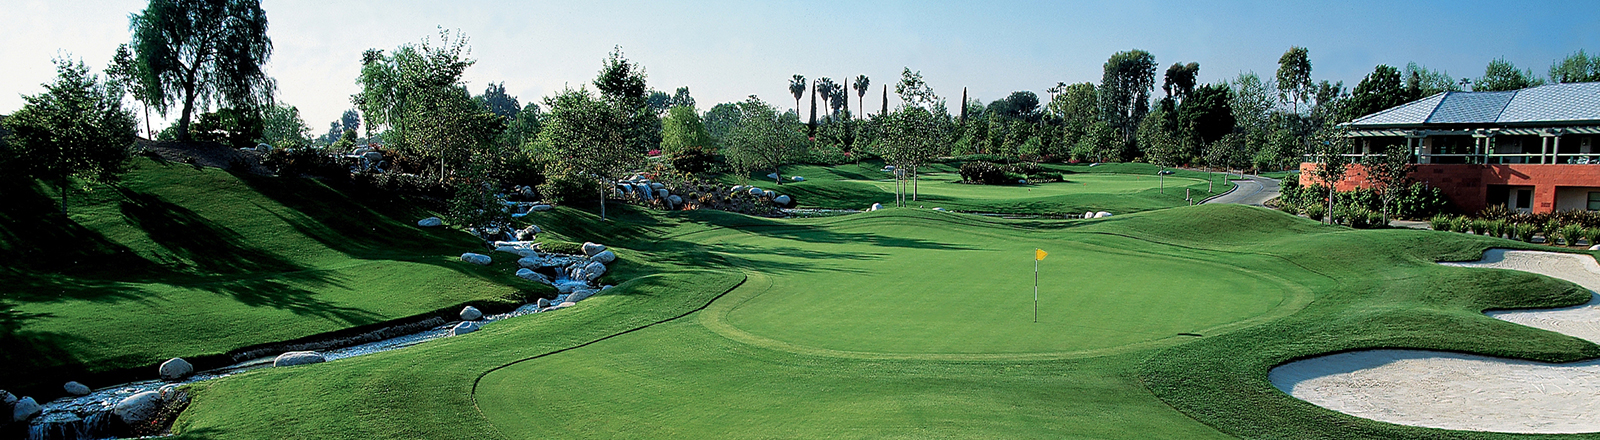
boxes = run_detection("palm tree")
[853,75,870,119]
[790,75,806,116]
[816,77,837,119]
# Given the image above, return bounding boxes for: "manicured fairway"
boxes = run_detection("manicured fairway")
[738,161,1231,214]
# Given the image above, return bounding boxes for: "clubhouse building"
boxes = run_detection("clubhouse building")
[1301,82,1600,214]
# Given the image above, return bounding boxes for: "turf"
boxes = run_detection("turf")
[729,160,1233,214]
[0,158,543,397]
[168,204,1600,439]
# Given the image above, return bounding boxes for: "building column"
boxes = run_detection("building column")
[1542,136,1550,164]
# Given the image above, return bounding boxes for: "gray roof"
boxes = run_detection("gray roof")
[1347,82,1600,128]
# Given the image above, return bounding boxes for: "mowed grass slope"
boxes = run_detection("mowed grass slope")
[0,158,541,396]
[737,160,1231,214]
[171,204,1600,439]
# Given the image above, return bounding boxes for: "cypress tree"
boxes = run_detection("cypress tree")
[881,85,888,115]
[808,82,817,137]
[960,87,968,125]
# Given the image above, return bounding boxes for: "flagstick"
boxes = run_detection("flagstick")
[1033,257,1038,323]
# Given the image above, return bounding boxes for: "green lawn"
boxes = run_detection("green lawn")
[0,159,545,397]
[728,160,1233,214]
[166,205,1600,439]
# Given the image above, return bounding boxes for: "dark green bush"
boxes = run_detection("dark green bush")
[959,161,1011,185]
[536,172,601,207]
[669,145,721,175]
[263,147,345,178]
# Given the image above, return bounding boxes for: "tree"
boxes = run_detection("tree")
[1230,72,1275,137]
[1362,145,1413,223]
[1072,121,1122,163]
[130,0,275,142]
[853,75,870,118]
[660,105,712,157]
[1099,50,1157,146]
[1048,82,1098,150]
[894,68,938,108]
[258,102,312,149]
[989,91,1040,121]
[1549,50,1600,84]
[1308,126,1352,224]
[1403,62,1459,97]
[503,102,543,148]
[353,29,499,181]
[2,59,137,214]
[816,77,838,117]
[789,74,806,119]
[669,86,696,109]
[536,88,636,220]
[476,82,520,119]
[724,97,805,185]
[1163,62,1200,102]
[882,106,945,205]
[1276,46,1312,114]
[1476,57,1545,92]
[592,47,655,152]
[106,44,159,138]
[1344,65,1408,121]
[1138,105,1187,192]
[881,84,889,115]
[1177,83,1235,149]
[703,102,741,146]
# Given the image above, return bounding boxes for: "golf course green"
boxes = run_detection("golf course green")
[11,159,1599,439]
[743,161,1230,215]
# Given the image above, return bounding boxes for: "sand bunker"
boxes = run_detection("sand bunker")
[1270,249,1600,434]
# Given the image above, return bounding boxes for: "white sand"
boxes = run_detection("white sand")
[1270,249,1600,434]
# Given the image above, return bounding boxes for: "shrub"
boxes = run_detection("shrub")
[1478,204,1514,220]
[1304,203,1326,222]
[536,172,601,207]
[1559,223,1586,246]
[1429,215,1452,232]
[263,147,345,178]
[959,161,1011,185]
[1485,219,1506,239]
[1585,227,1600,248]
[1469,219,1489,235]
[669,145,720,175]
[537,240,583,255]
[1514,223,1536,242]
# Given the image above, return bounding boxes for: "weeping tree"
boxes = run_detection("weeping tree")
[353,29,489,181]
[536,88,637,220]
[130,0,275,142]
[3,59,138,215]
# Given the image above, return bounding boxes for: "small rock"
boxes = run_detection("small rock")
[763,190,776,199]
[460,253,492,265]
[273,351,326,367]
[1,390,16,406]
[1095,211,1113,218]
[460,306,483,321]
[536,298,551,308]
[592,250,617,264]
[159,358,193,381]
[517,256,544,268]
[791,176,805,182]
[1590,244,1600,251]
[63,381,90,396]
[449,321,478,336]
[748,187,764,197]
[1018,179,1028,184]
[650,182,665,190]
[113,391,161,424]
[556,282,588,294]
[516,225,539,241]
[602,285,613,290]
[582,242,606,257]
[417,217,443,227]
[933,207,947,211]
[12,396,41,423]
[657,188,670,199]
[529,204,553,212]
[1083,211,1095,219]
[869,203,883,211]
[667,195,683,206]
[767,172,780,179]
[731,185,746,193]
[773,195,792,205]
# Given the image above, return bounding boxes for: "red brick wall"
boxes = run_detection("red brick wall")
[1299,162,1600,214]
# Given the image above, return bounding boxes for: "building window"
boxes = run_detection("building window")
[1588,192,1600,211]
[1519,190,1533,209]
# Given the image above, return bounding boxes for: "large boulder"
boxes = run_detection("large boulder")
[12,396,40,423]
[1590,244,1600,251]
[731,185,746,193]
[449,321,478,336]
[582,262,607,281]
[2,390,16,406]
[417,217,443,227]
[460,253,492,265]
[63,381,90,396]
[565,288,598,304]
[529,204,553,212]
[634,184,653,200]
[460,306,483,321]
[273,351,326,367]
[773,195,792,205]
[517,256,544,268]
[667,195,683,206]
[869,203,883,211]
[159,358,193,381]
[1083,211,1096,219]
[748,187,765,197]
[657,189,670,200]
[582,242,607,257]
[1095,211,1113,218]
[592,250,617,264]
[767,172,780,179]
[791,176,805,182]
[556,282,589,294]
[650,182,665,190]
[536,298,551,308]
[516,225,540,241]
[763,190,777,199]
[112,391,162,424]
[516,268,551,284]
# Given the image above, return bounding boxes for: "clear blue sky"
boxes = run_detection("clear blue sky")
[2,0,1596,132]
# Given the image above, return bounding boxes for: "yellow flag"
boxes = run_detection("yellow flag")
[1035,249,1048,261]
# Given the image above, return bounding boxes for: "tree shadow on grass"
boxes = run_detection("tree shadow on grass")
[118,188,303,275]
[0,177,164,281]
[231,174,470,257]
[679,212,978,251]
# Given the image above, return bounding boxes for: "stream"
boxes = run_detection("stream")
[26,284,585,440]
